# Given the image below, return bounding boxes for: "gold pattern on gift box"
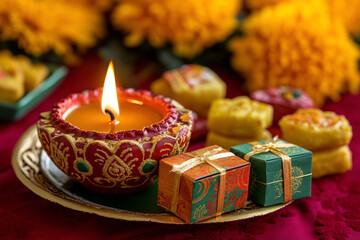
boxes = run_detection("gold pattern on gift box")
[192,204,208,223]
[274,167,303,199]
[249,169,257,196]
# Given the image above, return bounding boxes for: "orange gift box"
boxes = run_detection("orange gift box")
[157,145,251,223]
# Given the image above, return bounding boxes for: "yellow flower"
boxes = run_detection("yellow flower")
[111,0,241,58]
[244,0,360,36]
[244,0,292,10]
[61,0,115,12]
[325,0,360,35]
[228,0,360,106]
[0,0,106,63]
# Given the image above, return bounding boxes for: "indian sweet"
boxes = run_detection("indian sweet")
[151,64,226,117]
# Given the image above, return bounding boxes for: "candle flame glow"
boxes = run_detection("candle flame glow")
[101,61,120,118]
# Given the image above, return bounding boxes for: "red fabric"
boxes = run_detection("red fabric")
[1,54,360,240]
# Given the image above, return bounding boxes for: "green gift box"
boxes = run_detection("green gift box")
[230,138,312,206]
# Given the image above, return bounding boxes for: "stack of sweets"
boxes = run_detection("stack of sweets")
[157,145,250,223]
[279,109,352,178]
[0,53,24,103]
[0,50,49,103]
[231,137,313,206]
[206,96,273,150]
[151,64,226,117]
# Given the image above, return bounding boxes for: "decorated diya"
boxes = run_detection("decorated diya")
[37,62,193,194]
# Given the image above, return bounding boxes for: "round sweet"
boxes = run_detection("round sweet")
[279,109,352,151]
[251,87,315,123]
[37,88,193,194]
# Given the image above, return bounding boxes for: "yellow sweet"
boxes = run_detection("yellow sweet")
[206,130,272,151]
[207,96,273,138]
[279,109,352,151]
[312,145,352,178]
[0,58,24,103]
[151,65,226,117]
[0,50,49,103]
[15,55,49,92]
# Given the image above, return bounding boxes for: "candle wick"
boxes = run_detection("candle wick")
[105,109,115,121]
[105,109,116,133]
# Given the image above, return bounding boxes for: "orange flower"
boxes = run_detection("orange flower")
[0,0,106,63]
[325,0,360,35]
[228,0,360,106]
[61,0,115,12]
[244,0,292,10]
[244,0,360,36]
[111,0,241,58]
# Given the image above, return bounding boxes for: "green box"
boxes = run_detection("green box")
[230,139,312,206]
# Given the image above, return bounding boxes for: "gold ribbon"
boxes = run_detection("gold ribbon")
[244,136,294,203]
[170,147,234,216]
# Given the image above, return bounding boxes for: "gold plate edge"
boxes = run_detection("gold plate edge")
[11,124,291,224]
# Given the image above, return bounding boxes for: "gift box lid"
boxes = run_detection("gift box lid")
[161,145,250,182]
[230,139,312,184]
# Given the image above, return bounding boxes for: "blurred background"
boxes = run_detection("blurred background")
[0,0,359,108]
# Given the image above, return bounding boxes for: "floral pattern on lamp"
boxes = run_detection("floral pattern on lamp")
[37,88,193,194]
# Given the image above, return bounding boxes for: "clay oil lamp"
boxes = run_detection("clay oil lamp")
[37,62,193,194]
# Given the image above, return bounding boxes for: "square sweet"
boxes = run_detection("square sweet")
[0,57,24,103]
[206,130,272,151]
[0,50,49,104]
[151,64,226,117]
[207,96,273,138]
[279,109,352,151]
[158,145,250,223]
[16,55,49,92]
[312,145,352,178]
[231,138,312,206]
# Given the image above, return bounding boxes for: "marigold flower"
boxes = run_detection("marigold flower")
[0,0,106,63]
[61,0,115,12]
[245,0,360,36]
[111,0,241,58]
[244,0,291,10]
[325,0,360,35]
[228,0,360,106]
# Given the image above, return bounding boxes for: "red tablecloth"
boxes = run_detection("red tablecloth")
[1,54,360,240]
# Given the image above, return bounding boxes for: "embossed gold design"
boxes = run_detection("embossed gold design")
[92,177,117,188]
[273,167,304,199]
[180,113,191,123]
[70,172,86,183]
[192,204,208,222]
[249,169,257,196]
[102,153,132,183]
[50,136,72,174]
[37,108,192,192]
[17,126,83,202]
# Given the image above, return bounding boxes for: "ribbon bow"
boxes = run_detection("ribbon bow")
[172,148,233,174]
[170,147,234,216]
[244,136,294,203]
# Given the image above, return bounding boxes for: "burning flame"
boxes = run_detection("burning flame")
[101,61,120,118]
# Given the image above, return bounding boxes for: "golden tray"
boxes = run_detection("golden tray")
[12,125,291,224]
